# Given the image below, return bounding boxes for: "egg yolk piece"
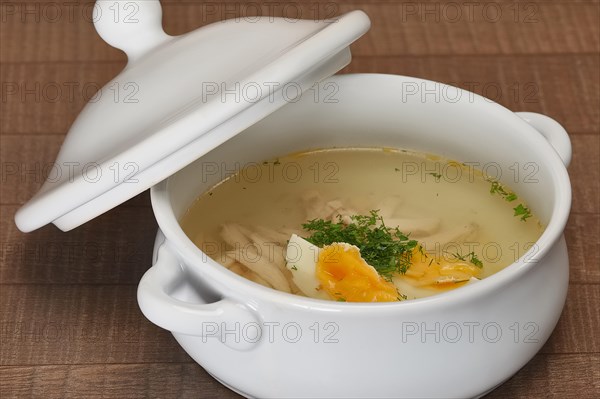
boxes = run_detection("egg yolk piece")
[403,248,482,289]
[316,243,399,302]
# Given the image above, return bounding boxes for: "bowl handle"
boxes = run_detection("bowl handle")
[137,243,261,351]
[516,112,572,167]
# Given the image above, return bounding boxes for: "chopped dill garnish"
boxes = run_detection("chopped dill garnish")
[290,265,298,271]
[302,210,418,279]
[452,251,484,268]
[487,178,518,202]
[468,253,484,268]
[333,292,347,302]
[428,172,442,181]
[513,204,532,221]
[262,159,281,166]
[487,178,533,222]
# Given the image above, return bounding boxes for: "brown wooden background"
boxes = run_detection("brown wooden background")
[1,0,599,397]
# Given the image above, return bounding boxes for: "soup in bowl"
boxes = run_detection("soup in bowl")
[180,147,545,302]
[138,74,571,398]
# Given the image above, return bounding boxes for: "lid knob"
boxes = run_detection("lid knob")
[93,0,170,62]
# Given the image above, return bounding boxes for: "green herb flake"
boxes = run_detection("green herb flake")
[487,178,518,202]
[513,204,532,221]
[468,253,483,268]
[263,159,281,166]
[302,210,418,279]
[453,251,484,268]
[487,178,533,222]
[427,172,442,181]
[290,265,298,271]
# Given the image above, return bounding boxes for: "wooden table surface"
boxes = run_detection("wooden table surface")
[1,1,598,398]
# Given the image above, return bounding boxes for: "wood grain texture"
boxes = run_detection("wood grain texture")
[0,364,238,399]
[1,354,599,399]
[564,213,600,284]
[541,284,600,354]
[569,135,600,214]
[1,0,598,398]
[0,205,156,284]
[0,63,123,135]
[0,285,188,365]
[0,135,151,207]
[1,2,599,63]
[2,55,598,135]
[485,354,600,399]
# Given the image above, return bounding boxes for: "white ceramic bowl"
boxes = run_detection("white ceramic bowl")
[138,74,571,398]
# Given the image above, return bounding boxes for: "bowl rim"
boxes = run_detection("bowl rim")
[149,73,572,312]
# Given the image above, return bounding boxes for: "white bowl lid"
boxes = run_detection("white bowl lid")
[15,0,370,232]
